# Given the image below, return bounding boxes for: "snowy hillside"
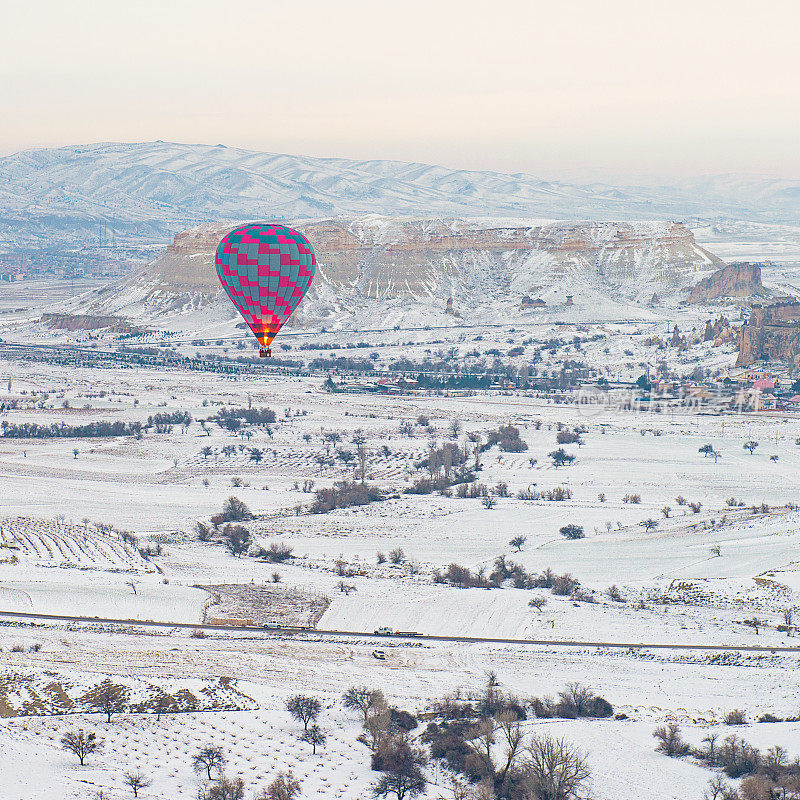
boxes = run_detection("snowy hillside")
[3,141,800,253]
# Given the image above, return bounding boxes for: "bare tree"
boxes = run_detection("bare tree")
[61,730,100,765]
[652,723,690,757]
[82,680,129,723]
[256,771,301,800]
[558,683,594,717]
[528,596,547,612]
[286,695,321,731]
[465,715,525,797]
[783,607,794,635]
[198,777,245,800]
[192,745,226,780]
[221,496,253,521]
[521,734,591,800]
[357,443,369,483]
[300,724,326,754]
[704,774,731,800]
[123,772,151,797]
[363,708,393,752]
[372,738,427,800]
[343,686,386,723]
[509,536,527,552]
[154,693,176,721]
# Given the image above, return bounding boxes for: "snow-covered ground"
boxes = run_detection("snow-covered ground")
[2,290,800,799]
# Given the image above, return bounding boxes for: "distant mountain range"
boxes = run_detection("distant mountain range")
[2,141,800,253]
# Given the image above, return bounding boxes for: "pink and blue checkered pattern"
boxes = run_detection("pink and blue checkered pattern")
[215,223,316,347]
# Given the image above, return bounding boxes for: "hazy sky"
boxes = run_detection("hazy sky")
[4,0,800,181]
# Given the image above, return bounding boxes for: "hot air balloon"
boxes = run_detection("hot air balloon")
[215,223,316,357]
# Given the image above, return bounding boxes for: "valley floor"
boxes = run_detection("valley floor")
[1,324,800,799]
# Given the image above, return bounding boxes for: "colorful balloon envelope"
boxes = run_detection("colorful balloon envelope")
[215,223,316,355]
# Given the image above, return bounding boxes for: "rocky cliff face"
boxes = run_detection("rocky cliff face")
[736,303,800,366]
[687,262,765,303]
[75,216,724,326]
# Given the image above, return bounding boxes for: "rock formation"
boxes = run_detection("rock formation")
[75,216,724,324]
[521,296,546,308]
[703,316,735,345]
[687,262,765,303]
[736,303,800,366]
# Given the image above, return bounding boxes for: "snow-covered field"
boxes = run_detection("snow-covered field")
[2,294,800,799]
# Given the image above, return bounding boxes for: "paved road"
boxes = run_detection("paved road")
[0,609,797,653]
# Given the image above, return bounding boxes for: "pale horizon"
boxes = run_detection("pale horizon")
[4,0,800,183]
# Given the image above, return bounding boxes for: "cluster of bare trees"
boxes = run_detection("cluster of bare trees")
[482,425,528,453]
[654,723,800,799]
[213,406,277,429]
[342,685,426,800]
[1,420,143,438]
[422,675,593,799]
[433,560,580,596]
[62,732,305,799]
[309,480,385,513]
[285,694,327,754]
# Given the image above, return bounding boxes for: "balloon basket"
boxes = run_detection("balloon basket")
[259,348,271,358]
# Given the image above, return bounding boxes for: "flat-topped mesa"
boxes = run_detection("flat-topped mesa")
[79,215,724,320]
[165,218,700,255]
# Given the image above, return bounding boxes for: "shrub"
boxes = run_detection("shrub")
[485,424,528,452]
[717,735,760,778]
[389,707,418,732]
[222,524,251,557]
[723,709,747,725]
[586,696,614,718]
[310,481,384,513]
[421,721,473,774]
[214,406,276,427]
[261,542,293,562]
[436,563,490,589]
[560,524,584,540]
[549,448,575,467]
[221,496,253,522]
[653,723,690,757]
[258,771,301,800]
[552,573,579,595]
